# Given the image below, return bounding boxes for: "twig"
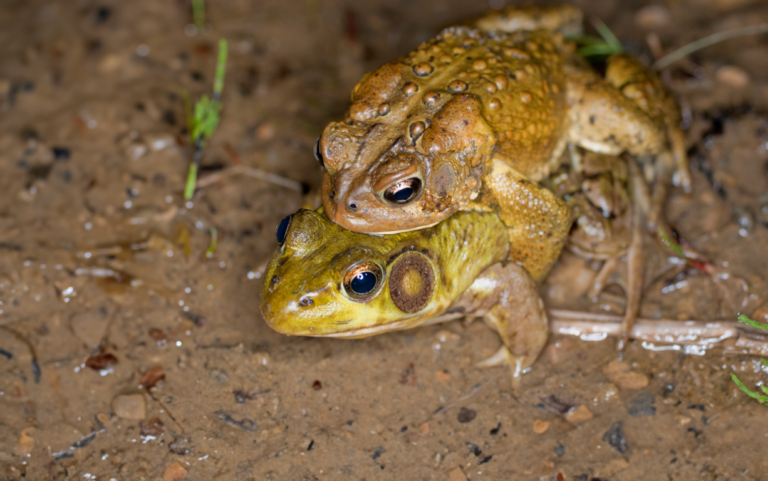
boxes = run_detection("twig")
[653,23,768,70]
[196,164,303,192]
[548,309,768,356]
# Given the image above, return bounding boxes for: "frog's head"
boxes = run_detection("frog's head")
[316,57,496,234]
[260,209,442,338]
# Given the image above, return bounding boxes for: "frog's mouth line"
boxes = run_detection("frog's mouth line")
[307,316,427,339]
[304,310,464,339]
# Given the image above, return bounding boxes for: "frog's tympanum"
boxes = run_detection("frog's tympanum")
[317,4,688,282]
[261,209,548,382]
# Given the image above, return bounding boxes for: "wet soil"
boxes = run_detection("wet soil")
[1,0,768,480]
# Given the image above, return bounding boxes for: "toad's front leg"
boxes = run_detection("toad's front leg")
[471,159,573,283]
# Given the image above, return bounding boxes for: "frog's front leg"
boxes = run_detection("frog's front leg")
[451,262,549,387]
[471,158,573,282]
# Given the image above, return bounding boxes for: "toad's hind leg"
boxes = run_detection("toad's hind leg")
[566,56,690,194]
[472,159,573,282]
[465,263,549,388]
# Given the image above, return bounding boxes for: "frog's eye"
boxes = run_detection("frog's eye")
[313,137,324,168]
[276,215,292,244]
[383,178,422,205]
[342,262,384,300]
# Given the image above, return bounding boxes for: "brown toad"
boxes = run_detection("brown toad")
[317,5,688,281]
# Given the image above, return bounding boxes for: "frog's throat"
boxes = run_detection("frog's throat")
[363,220,442,236]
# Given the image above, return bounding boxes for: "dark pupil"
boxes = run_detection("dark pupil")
[350,271,377,294]
[314,137,324,167]
[276,215,291,244]
[391,186,413,202]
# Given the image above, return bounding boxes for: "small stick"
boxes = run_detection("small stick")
[653,23,768,70]
[196,164,303,192]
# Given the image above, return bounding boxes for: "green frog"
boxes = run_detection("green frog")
[260,209,549,383]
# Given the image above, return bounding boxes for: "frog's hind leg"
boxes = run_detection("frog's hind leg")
[465,262,549,388]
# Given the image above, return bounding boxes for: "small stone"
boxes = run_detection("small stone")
[51,146,71,160]
[533,419,550,434]
[13,427,35,456]
[634,5,670,29]
[457,407,477,423]
[85,352,118,371]
[564,405,593,424]
[112,393,146,420]
[603,360,649,389]
[312,380,322,390]
[676,415,692,425]
[446,466,467,481]
[602,421,628,454]
[145,134,175,151]
[436,370,451,383]
[627,392,656,417]
[163,461,188,481]
[716,66,750,88]
[420,422,430,434]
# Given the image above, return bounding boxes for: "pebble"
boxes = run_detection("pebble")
[603,360,649,389]
[627,392,656,417]
[13,427,35,456]
[163,461,188,481]
[716,66,750,88]
[533,419,550,434]
[457,407,477,423]
[676,415,692,426]
[446,466,468,481]
[602,421,628,454]
[564,405,593,424]
[112,393,146,420]
[634,5,670,29]
[436,370,451,383]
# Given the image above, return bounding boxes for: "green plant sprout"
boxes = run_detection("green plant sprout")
[205,227,218,258]
[570,17,623,59]
[192,0,205,31]
[731,315,768,406]
[184,38,228,201]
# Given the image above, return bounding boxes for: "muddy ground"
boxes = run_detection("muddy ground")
[1,0,768,479]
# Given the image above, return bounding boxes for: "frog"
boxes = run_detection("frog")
[315,5,689,284]
[260,208,549,384]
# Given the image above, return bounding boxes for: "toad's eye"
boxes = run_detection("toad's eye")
[343,262,384,300]
[383,178,422,205]
[276,215,292,244]
[314,137,324,168]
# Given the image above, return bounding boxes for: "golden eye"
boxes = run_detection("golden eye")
[383,178,422,205]
[343,262,383,299]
